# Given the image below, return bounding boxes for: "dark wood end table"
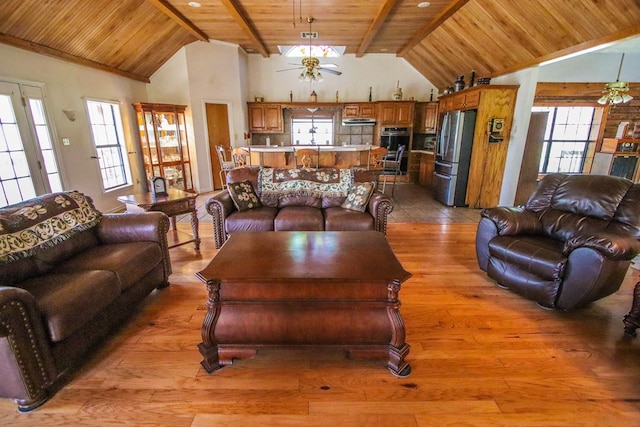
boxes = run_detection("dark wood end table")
[196,231,412,377]
[117,189,200,250]
[623,281,640,338]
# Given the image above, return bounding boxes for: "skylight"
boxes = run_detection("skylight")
[279,45,344,57]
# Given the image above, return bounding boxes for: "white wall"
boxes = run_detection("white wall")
[148,40,248,193]
[491,51,640,206]
[0,44,148,212]
[248,53,436,104]
[492,68,539,206]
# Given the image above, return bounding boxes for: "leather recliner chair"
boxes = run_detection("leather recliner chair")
[476,173,640,310]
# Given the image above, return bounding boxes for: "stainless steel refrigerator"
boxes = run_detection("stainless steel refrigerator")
[433,109,477,206]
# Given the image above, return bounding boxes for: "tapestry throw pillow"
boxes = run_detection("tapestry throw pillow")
[0,191,102,264]
[228,180,262,211]
[341,182,376,212]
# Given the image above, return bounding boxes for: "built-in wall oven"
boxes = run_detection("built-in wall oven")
[379,127,410,173]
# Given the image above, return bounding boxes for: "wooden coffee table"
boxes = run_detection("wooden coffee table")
[196,231,412,377]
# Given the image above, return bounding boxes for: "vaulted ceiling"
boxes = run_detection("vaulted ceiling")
[1,0,639,88]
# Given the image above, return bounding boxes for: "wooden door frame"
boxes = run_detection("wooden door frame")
[202,99,235,191]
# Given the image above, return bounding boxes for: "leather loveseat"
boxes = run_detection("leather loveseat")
[206,166,393,248]
[0,191,171,412]
[476,173,640,310]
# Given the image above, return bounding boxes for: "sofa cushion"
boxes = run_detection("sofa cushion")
[228,180,262,211]
[278,195,322,208]
[341,182,376,212]
[53,242,161,291]
[19,271,121,342]
[274,207,324,231]
[324,207,374,231]
[226,206,278,233]
[488,235,567,281]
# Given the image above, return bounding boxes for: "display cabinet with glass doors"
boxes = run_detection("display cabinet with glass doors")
[132,103,194,192]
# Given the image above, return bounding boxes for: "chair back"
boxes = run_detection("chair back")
[368,147,388,171]
[232,147,251,167]
[216,145,228,167]
[294,147,320,169]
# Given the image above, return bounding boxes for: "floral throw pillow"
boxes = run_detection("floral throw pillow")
[228,180,262,211]
[341,182,375,212]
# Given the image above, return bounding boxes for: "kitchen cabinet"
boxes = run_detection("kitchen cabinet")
[343,103,376,119]
[133,102,194,192]
[414,102,439,133]
[437,85,519,208]
[452,90,481,110]
[419,152,435,188]
[248,102,283,133]
[378,101,415,126]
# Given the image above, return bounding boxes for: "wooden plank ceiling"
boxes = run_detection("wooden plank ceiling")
[0,0,639,86]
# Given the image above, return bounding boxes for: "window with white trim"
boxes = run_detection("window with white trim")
[86,100,132,190]
[533,106,597,174]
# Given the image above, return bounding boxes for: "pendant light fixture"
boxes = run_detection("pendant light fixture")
[598,53,633,105]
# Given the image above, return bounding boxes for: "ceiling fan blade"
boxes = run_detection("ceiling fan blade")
[276,67,303,72]
[319,67,342,75]
[321,63,338,68]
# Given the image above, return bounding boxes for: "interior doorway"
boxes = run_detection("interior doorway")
[205,103,231,190]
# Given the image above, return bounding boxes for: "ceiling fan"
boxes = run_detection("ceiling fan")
[276,17,342,82]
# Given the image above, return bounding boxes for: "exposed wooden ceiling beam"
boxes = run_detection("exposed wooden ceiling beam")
[397,0,471,57]
[356,0,397,57]
[0,33,150,83]
[147,0,209,42]
[220,0,270,57]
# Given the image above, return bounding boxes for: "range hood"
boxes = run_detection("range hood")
[342,118,376,126]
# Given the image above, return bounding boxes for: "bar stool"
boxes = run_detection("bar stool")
[215,145,235,189]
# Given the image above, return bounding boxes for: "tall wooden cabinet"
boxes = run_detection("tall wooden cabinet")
[133,103,194,192]
[438,85,519,208]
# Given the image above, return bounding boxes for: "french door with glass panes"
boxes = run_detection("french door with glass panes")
[0,81,62,207]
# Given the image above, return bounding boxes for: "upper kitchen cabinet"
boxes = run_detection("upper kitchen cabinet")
[248,102,283,133]
[343,103,376,119]
[133,102,194,192]
[414,102,439,133]
[378,101,415,126]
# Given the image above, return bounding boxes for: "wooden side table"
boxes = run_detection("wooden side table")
[623,282,640,338]
[117,189,200,250]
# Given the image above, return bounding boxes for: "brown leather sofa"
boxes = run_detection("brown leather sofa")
[476,173,640,310]
[0,191,171,412]
[206,167,393,248]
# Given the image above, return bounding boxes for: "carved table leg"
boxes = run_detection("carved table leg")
[623,282,640,338]
[387,279,411,377]
[190,209,200,250]
[199,281,222,372]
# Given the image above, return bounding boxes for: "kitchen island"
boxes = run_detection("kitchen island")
[247,144,374,168]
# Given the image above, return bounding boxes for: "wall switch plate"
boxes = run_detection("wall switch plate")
[62,138,70,146]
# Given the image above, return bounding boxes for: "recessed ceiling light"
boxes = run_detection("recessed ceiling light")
[417,2,431,7]
[188,1,201,7]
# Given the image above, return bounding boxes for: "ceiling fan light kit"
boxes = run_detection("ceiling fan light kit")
[597,53,633,105]
[278,15,341,83]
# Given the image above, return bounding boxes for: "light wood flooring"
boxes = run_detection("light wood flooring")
[2,186,639,425]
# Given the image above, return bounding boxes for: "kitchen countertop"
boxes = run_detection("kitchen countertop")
[248,144,374,152]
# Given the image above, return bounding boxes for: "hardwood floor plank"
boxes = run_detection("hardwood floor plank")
[2,189,639,424]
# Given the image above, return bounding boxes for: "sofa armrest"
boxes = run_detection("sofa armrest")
[367,191,393,235]
[206,192,237,248]
[480,206,542,236]
[95,212,172,281]
[0,286,58,410]
[563,233,640,260]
